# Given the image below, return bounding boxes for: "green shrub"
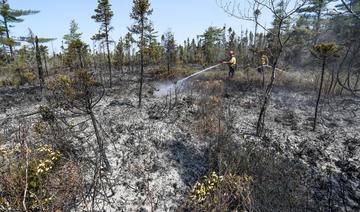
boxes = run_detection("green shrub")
[21,71,36,84]
[205,136,316,212]
[0,142,82,211]
[184,172,253,211]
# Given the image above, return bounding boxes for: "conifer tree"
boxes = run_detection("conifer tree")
[190,38,197,63]
[92,0,114,87]
[162,30,176,74]
[62,21,87,69]
[39,45,49,76]
[298,0,333,44]
[128,0,153,108]
[124,32,134,70]
[114,38,124,72]
[199,27,223,64]
[63,20,82,46]
[145,26,159,64]
[0,0,39,57]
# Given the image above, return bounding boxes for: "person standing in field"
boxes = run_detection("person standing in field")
[257,51,269,73]
[257,50,269,89]
[222,50,237,78]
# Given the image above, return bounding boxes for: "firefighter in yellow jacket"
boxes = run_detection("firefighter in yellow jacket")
[257,52,269,73]
[222,50,237,78]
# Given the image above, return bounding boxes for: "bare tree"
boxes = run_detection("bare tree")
[340,0,360,20]
[218,0,307,136]
[35,36,44,90]
[336,41,360,98]
[49,70,110,171]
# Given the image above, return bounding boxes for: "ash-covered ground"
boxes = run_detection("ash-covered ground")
[0,74,359,211]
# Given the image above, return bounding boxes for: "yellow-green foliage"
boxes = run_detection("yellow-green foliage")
[186,172,253,211]
[48,69,102,112]
[0,79,12,87]
[0,142,82,211]
[21,71,36,83]
[310,43,340,59]
[34,145,61,176]
[58,74,71,84]
[189,172,223,204]
[10,78,21,87]
[0,61,37,87]
[0,144,60,210]
[51,71,97,91]
[0,72,36,87]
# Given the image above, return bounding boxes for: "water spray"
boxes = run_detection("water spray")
[155,63,222,97]
[174,64,221,85]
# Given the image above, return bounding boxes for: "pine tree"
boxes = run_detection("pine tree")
[128,0,153,108]
[113,38,124,72]
[68,39,88,69]
[124,32,134,69]
[144,26,159,64]
[227,28,236,53]
[0,0,39,57]
[62,21,87,69]
[298,0,334,44]
[92,0,114,87]
[0,25,7,62]
[189,38,197,63]
[178,45,185,64]
[63,20,82,46]
[198,27,223,64]
[337,0,360,19]
[162,30,176,74]
[39,45,49,76]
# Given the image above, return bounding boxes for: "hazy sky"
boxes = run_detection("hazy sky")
[9,0,271,53]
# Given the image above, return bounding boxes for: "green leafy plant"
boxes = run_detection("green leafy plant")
[185,172,253,211]
[0,142,81,211]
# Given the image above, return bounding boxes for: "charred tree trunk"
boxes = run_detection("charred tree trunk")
[256,58,278,136]
[327,67,336,95]
[354,73,360,89]
[77,48,84,69]
[35,36,44,89]
[262,66,265,90]
[42,51,49,76]
[2,2,13,58]
[89,109,110,171]
[167,56,170,76]
[138,18,145,108]
[105,30,112,88]
[313,58,326,131]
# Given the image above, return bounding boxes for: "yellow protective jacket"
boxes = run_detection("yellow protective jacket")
[229,56,237,67]
[260,55,269,66]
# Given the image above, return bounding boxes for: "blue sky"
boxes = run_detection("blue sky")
[9,0,271,53]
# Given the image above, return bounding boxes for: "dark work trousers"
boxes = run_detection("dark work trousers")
[229,65,236,78]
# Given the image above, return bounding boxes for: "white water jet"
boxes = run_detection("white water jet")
[154,64,221,97]
[154,82,178,97]
[176,64,221,85]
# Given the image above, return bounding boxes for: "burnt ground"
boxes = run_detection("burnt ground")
[0,73,359,211]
